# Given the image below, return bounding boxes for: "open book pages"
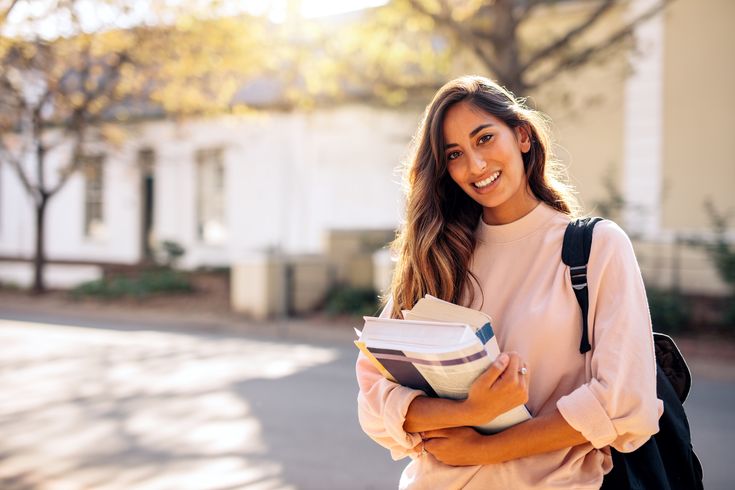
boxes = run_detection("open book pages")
[357,295,531,434]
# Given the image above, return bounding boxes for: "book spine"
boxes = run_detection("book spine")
[367,347,438,397]
[475,322,494,344]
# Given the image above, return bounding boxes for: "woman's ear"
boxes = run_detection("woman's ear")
[515,125,532,154]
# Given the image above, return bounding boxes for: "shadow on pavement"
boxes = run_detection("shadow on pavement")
[0,316,400,490]
[230,349,404,490]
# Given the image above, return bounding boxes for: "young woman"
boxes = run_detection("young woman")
[356,75,661,489]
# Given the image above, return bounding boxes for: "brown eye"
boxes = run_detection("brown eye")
[478,134,493,144]
[447,151,462,161]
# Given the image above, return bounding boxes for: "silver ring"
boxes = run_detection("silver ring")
[519,367,528,375]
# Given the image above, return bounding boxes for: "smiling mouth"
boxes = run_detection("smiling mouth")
[473,171,501,189]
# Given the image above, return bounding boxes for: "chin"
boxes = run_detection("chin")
[473,196,507,210]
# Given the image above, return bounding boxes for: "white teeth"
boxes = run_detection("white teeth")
[474,171,501,188]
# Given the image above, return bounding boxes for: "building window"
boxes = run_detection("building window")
[196,148,227,244]
[83,154,105,239]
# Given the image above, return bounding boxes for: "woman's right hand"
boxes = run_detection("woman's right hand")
[462,352,529,426]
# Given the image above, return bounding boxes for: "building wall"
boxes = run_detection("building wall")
[661,0,735,232]
[146,106,417,269]
[0,105,417,271]
[540,66,627,218]
[522,1,629,217]
[518,0,734,240]
[0,134,141,263]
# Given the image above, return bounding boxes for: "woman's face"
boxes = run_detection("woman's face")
[442,101,539,225]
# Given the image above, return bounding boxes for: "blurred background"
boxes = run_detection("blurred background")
[0,0,733,489]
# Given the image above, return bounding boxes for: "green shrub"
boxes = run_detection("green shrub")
[0,281,23,291]
[646,287,691,334]
[324,286,380,317]
[71,268,194,300]
[701,201,735,327]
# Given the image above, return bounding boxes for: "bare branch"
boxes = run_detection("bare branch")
[0,0,20,26]
[47,130,84,197]
[527,0,674,90]
[520,0,578,17]
[0,68,29,114]
[46,49,131,198]
[406,0,507,81]
[41,133,67,152]
[520,0,616,74]
[0,143,41,204]
[32,87,52,130]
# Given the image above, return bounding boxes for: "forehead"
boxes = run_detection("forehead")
[442,101,504,140]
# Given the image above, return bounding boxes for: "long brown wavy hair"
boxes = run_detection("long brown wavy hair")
[387,75,580,318]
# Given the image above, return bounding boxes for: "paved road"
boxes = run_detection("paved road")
[0,312,731,489]
[686,377,734,490]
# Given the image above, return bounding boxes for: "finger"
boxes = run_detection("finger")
[422,429,452,439]
[519,363,529,389]
[477,353,510,386]
[424,437,448,452]
[505,352,520,383]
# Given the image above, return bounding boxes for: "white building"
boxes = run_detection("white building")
[0,105,419,288]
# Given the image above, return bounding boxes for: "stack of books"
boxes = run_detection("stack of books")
[355,294,530,433]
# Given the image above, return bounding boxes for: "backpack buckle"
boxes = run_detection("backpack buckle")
[569,265,587,290]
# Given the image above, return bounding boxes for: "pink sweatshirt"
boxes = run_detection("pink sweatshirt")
[356,202,662,489]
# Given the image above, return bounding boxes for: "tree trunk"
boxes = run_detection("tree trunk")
[32,195,48,294]
[491,0,524,95]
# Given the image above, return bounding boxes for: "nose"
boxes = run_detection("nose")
[469,151,487,174]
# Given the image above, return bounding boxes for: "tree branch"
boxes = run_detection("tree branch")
[520,0,576,17]
[0,142,41,204]
[46,49,130,197]
[0,0,20,26]
[406,0,507,81]
[526,0,674,90]
[47,129,84,197]
[521,0,616,74]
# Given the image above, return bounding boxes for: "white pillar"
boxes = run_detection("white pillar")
[622,0,665,238]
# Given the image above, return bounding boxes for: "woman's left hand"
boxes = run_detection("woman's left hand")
[422,427,490,466]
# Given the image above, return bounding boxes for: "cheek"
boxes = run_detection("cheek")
[504,151,526,176]
[446,164,464,186]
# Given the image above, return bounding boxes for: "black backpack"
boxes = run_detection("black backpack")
[562,217,704,490]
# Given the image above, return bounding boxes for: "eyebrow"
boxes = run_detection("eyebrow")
[444,123,495,150]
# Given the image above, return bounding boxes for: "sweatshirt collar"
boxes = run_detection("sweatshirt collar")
[475,201,558,244]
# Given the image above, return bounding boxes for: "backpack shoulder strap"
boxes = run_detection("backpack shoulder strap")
[562,217,604,354]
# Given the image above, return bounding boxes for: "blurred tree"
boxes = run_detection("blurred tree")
[702,201,735,325]
[304,0,675,102]
[0,0,19,26]
[0,0,270,293]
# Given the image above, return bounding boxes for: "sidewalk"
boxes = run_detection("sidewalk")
[0,289,359,346]
[0,303,399,490]
[1,289,733,380]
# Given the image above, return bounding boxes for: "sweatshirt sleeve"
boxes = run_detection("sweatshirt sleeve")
[557,221,662,452]
[355,298,426,460]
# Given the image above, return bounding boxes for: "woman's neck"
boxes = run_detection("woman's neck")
[482,189,540,226]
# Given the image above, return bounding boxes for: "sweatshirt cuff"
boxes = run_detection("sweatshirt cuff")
[384,387,425,460]
[557,384,617,449]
